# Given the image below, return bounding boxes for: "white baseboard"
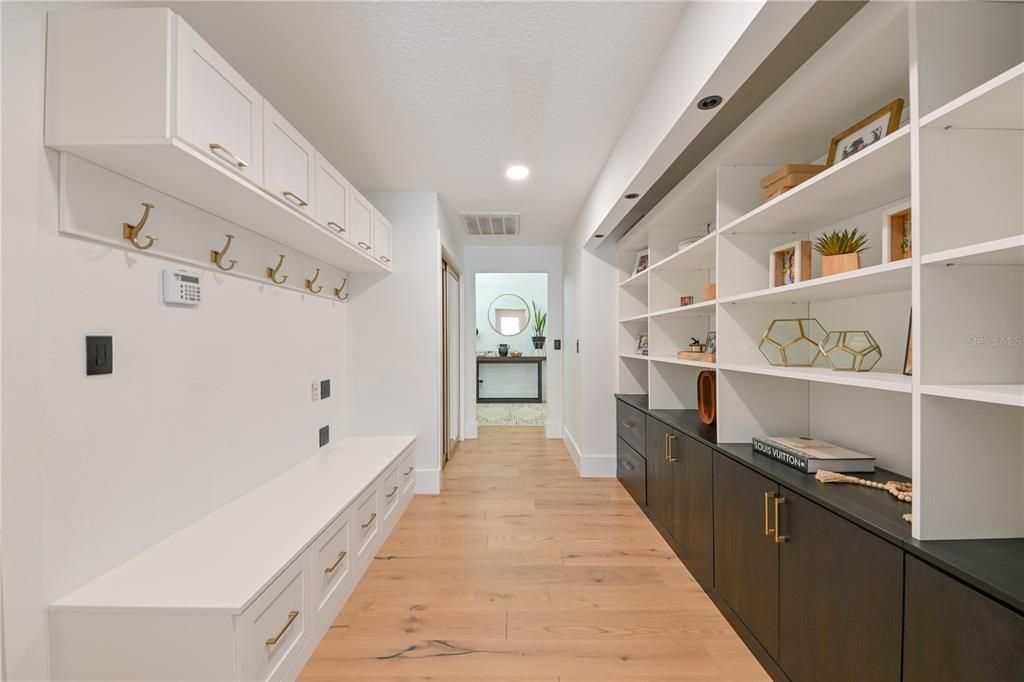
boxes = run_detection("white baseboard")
[562,428,615,478]
[415,468,441,494]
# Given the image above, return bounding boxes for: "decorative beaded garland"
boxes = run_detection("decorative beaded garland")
[815,470,913,502]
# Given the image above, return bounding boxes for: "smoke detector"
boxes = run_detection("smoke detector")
[461,212,520,236]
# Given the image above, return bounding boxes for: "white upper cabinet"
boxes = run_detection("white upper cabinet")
[43,7,392,274]
[176,21,263,184]
[349,189,375,255]
[315,153,351,241]
[263,102,316,217]
[373,211,393,267]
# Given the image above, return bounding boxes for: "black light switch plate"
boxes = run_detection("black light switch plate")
[86,335,113,376]
[553,339,561,350]
[320,379,331,399]
[319,425,330,447]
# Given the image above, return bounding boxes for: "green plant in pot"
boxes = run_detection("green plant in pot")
[531,301,548,350]
[815,227,869,277]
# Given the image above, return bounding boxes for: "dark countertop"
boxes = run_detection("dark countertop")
[615,394,1024,615]
[477,355,546,363]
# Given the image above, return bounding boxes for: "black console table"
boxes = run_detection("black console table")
[476,356,545,403]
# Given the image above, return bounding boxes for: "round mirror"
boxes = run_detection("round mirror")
[488,294,531,336]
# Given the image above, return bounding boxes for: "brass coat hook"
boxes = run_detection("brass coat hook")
[333,278,349,301]
[305,267,323,294]
[266,254,288,284]
[210,234,237,271]
[123,202,157,250]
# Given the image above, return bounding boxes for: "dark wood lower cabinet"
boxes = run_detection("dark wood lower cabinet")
[615,437,646,507]
[778,488,903,682]
[904,555,1024,681]
[671,433,713,586]
[714,453,780,659]
[645,417,675,535]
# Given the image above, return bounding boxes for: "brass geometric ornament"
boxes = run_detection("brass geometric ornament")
[818,330,882,371]
[758,318,827,367]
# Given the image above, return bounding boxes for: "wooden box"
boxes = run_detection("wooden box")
[760,164,826,202]
[677,351,716,363]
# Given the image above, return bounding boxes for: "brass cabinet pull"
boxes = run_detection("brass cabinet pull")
[208,143,248,168]
[386,485,399,499]
[774,496,788,543]
[764,492,776,537]
[404,466,414,476]
[357,241,371,251]
[327,221,345,233]
[265,610,299,646]
[324,550,347,575]
[666,433,678,463]
[282,190,309,207]
[621,421,634,430]
[361,512,377,529]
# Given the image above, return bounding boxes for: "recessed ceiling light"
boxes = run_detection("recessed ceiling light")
[624,192,640,200]
[505,165,530,181]
[698,95,723,110]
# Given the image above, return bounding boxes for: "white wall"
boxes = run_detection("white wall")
[1,7,350,679]
[462,246,563,440]
[475,272,548,355]
[347,192,448,495]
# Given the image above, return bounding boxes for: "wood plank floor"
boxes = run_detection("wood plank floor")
[298,426,768,682]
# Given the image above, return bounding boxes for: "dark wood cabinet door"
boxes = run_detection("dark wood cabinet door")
[904,555,1024,681]
[672,434,714,587]
[713,454,780,657]
[778,488,902,682]
[616,437,647,508]
[644,417,674,533]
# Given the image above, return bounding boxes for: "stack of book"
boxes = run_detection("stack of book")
[752,436,875,474]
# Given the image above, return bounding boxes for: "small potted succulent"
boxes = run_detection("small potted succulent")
[531,301,548,350]
[815,227,869,277]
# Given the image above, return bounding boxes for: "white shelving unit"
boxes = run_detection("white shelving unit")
[614,2,1024,542]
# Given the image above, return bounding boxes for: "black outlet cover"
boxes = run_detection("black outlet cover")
[553,339,561,350]
[320,379,331,399]
[86,336,113,376]
[319,425,330,447]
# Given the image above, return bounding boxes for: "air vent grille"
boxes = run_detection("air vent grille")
[461,212,520,236]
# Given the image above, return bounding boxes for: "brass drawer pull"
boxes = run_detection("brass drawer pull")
[208,143,248,168]
[666,433,678,463]
[404,466,414,476]
[361,512,377,529]
[265,610,299,646]
[621,421,634,430]
[764,491,776,537]
[324,550,347,575]
[327,221,345,233]
[774,496,788,543]
[386,485,399,499]
[357,241,371,251]
[282,190,309,207]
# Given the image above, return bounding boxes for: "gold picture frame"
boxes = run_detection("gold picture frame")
[827,98,904,166]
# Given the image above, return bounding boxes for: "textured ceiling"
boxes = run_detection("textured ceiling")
[164,1,686,245]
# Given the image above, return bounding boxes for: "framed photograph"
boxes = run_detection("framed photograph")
[769,240,812,288]
[882,202,912,263]
[680,295,694,306]
[827,98,904,166]
[903,312,913,376]
[635,334,649,356]
[705,331,717,355]
[632,249,650,276]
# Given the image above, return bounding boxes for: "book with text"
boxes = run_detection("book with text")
[752,436,876,473]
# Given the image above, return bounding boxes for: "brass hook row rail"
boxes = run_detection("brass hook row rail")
[121,201,350,300]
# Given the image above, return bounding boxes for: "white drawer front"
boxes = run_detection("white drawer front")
[239,558,307,682]
[354,485,380,565]
[400,447,416,499]
[381,463,401,527]
[312,510,353,622]
[264,101,315,216]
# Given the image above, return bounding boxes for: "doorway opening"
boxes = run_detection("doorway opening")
[442,257,461,467]
[475,272,549,427]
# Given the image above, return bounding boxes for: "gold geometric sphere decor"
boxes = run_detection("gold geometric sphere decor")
[818,330,882,371]
[758,318,827,367]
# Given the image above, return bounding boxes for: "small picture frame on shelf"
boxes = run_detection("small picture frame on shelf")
[769,240,812,288]
[882,202,912,263]
[632,249,650,276]
[827,98,904,166]
[705,331,717,354]
[903,312,913,376]
[680,295,694,306]
[635,334,649,356]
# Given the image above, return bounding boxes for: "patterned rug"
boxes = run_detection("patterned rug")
[477,403,548,426]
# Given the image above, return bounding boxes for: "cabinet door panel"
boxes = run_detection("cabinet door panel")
[673,435,714,587]
[778,488,902,682]
[264,102,315,216]
[713,453,779,657]
[904,555,1024,681]
[350,190,374,253]
[373,212,392,265]
[315,154,350,241]
[644,417,674,533]
[176,21,263,183]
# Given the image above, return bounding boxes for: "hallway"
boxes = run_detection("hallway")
[299,427,768,680]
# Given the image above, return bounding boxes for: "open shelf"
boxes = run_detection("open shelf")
[921,384,1024,408]
[650,232,716,272]
[619,353,650,362]
[649,300,716,318]
[650,356,716,370]
[619,268,650,288]
[718,363,912,393]
[721,260,911,305]
[720,127,910,236]
[619,313,650,323]
[922,235,1024,266]
[921,62,1024,130]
